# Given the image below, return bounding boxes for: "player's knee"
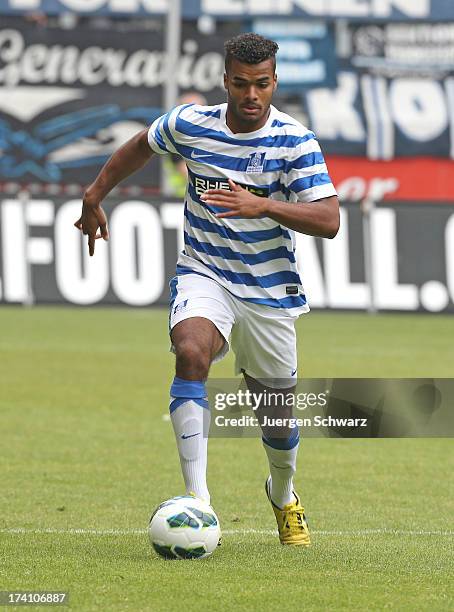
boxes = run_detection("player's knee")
[175,340,210,379]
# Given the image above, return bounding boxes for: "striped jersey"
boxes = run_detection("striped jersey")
[147,103,337,315]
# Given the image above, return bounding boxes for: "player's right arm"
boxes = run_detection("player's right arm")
[74,128,154,256]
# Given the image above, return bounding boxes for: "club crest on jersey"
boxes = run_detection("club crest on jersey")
[246,152,265,174]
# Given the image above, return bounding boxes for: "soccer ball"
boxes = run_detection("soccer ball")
[148,495,221,560]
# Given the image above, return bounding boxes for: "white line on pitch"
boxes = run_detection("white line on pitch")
[0,528,453,536]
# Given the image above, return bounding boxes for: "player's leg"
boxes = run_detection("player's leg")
[172,317,224,380]
[242,373,299,510]
[231,303,310,545]
[169,317,224,503]
[168,274,234,503]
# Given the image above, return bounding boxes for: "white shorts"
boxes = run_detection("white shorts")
[169,273,298,389]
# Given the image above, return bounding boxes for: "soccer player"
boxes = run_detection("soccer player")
[75,33,339,546]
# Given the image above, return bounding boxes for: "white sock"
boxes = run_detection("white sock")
[170,398,210,504]
[263,438,298,508]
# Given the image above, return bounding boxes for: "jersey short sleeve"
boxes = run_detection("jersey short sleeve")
[284,131,337,203]
[147,106,184,156]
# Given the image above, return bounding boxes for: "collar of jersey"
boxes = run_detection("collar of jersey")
[220,103,277,139]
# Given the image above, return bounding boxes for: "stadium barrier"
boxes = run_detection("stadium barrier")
[0,196,453,313]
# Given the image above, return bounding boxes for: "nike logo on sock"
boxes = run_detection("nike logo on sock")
[181,432,200,439]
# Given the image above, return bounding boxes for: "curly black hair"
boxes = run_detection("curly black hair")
[224,33,279,72]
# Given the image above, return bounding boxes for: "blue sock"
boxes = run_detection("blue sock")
[263,427,299,508]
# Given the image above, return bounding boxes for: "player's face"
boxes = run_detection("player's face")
[224,58,277,132]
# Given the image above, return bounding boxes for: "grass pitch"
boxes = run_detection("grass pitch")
[0,307,453,611]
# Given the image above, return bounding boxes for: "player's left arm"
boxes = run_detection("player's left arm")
[201,179,340,239]
[257,192,339,238]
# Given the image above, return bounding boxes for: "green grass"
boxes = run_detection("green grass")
[0,307,453,611]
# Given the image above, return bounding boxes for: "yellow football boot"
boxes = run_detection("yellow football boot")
[265,477,311,546]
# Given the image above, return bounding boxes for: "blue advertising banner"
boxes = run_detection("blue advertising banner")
[299,19,454,159]
[0,17,238,187]
[252,20,337,90]
[2,13,454,184]
[301,67,454,159]
[1,0,454,21]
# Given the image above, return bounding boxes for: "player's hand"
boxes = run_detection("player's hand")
[74,193,109,256]
[200,179,268,219]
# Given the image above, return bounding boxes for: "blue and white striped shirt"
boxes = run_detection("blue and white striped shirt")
[148,103,337,315]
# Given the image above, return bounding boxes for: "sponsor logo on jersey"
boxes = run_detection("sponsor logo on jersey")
[190,170,269,198]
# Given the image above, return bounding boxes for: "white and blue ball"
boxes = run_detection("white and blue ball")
[148,495,220,560]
